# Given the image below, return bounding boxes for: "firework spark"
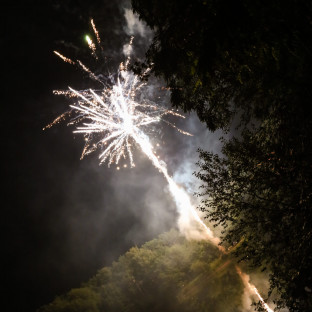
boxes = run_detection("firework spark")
[53,51,75,64]
[86,35,98,59]
[91,18,101,46]
[50,25,192,167]
[49,19,274,312]
[49,71,191,167]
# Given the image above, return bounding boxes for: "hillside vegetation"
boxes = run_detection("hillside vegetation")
[38,230,245,312]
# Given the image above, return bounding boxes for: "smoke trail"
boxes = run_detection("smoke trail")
[236,266,274,312]
[132,130,274,312]
[132,131,221,245]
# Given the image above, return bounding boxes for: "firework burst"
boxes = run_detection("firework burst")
[48,36,190,168]
[47,19,274,312]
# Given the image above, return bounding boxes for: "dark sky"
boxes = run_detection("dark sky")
[3,1,222,311]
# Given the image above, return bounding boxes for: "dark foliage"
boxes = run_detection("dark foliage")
[38,230,244,312]
[132,0,312,131]
[196,104,312,310]
[132,1,312,310]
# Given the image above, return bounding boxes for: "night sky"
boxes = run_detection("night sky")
[3,1,222,311]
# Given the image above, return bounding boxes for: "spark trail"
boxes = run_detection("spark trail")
[49,19,273,312]
[236,267,274,312]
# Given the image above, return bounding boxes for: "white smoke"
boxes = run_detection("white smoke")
[122,40,133,56]
[237,268,258,312]
[122,7,153,60]
[123,8,146,37]
[121,3,224,243]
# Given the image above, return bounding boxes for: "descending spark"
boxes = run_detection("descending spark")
[91,19,101,46]
[43,111,70,130]
[53,51,75,64]
[76,60,103,83]
[49,19,274,312]
[86,35,97,59]
[52,90,78,98]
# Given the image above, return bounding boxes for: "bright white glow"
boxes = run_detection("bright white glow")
[49,19,274,312]
[236,266,274,312]
[49,21,219,245]
[86,35,97,59]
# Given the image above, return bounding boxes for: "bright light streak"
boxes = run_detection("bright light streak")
[236,266,274,312]
[132,130,221,246]
[49,19,274,312]
[91,19,101,46]
[49,20,219,246]
[86,35,97,59]
[53,51,75,64]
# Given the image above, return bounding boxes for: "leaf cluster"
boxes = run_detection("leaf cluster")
[132,0,312,131]
[38,230,245,312]
[196,105,312,311]
[132,1,312,310]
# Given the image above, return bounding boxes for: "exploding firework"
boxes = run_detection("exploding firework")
[48,45,191,168]
[48,19,273,312]
[48,33,216,241]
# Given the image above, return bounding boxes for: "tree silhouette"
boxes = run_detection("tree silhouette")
[132,1,312,310]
